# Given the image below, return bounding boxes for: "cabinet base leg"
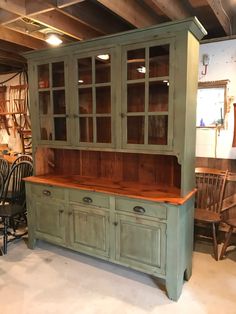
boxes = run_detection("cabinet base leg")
[27,237,37,249]
[184,266,192,281]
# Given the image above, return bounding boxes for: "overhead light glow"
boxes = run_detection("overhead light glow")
[97,54,110,60]
[46,33,63,46]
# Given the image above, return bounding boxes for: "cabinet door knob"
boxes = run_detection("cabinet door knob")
[133,206,145,214]
[113,222,118,226]
[59,209,64,213]
[83,196,93,204]
[43,190,51,196]
[68,211,73,216]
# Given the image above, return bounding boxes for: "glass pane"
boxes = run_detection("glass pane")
[54,117,67,141]
[127,83,145,112]
[127,116,144,144]
[80,117,93,142]
[96,117,111,143]
[40,117,52,140]
[149,45,169,78]
[127,48,145,80]
[149,81,169,112]
[39,91,50,115]
[53,90,66,114]
[148,115,168,145]
[79,88,93,114]
[96,86,111,114]
[52,61,65,87]
[95,54,110,83]
[38,64,49,89]
[78,58,92,85]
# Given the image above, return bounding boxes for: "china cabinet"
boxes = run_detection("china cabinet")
[24,17,206,301]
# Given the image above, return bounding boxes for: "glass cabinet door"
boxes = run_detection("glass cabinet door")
[76,51,113,147]
[122,40,174,150]
[37,60,68,143]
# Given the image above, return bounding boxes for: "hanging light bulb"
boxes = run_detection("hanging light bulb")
[46,33,63,46]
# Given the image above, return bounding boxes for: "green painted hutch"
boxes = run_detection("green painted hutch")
[24,17,207,301]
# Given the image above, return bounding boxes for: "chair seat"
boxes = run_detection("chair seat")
[0,204,25,218]
[194,208,221,223]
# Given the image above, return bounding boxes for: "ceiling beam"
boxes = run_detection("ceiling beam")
[97,0,160,28]
[206,0,232,35]
[57,0,84,8]
[61,1,131,34]
[0,26,47,49]
[0,49,26,63]
[25,0,56,15]
[0,9,20,24]
[0,40,30,53]
[144,0,190,20]
[0,0,26,15]
[31,9,102,40]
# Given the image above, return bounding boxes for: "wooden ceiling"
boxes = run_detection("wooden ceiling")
[0,0,236,74]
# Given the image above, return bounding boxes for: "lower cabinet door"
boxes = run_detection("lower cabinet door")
[35,198,66,245]
[69,204,110,258]
[115,214,166,275]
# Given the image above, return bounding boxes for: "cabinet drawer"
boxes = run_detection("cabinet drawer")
[69,189,110,209]
[31,184,65,200]
[115,197,167,220]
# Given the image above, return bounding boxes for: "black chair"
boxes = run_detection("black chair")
[11,154,33,168]
[0,161,33,254]
[0,172,4,199]
[0,157,9,183]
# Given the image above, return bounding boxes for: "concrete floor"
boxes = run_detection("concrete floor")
[0,238,235,314]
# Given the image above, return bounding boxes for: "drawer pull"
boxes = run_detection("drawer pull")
[83,196,93,204]
[133,206,145,214]
[59,209,64,214]
[43,190,51,196]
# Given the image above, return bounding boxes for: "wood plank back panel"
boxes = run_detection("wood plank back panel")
[35,148,181,188]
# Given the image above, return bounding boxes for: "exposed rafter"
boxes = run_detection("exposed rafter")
[0,26,47,49]
[62,1,132,34]
[0,0,26,15]
[144,0,190,20]
[57,0,85,8]
[96,0,160,28]
[25,0,56,15]
[206,0,232,35]
[31,9,102,40]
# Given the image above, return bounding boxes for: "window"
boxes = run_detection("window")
[196,80,229,127]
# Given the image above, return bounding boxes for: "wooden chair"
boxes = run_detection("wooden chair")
[194,167,228,260]
[219,204,236,259]
[0,161,33,254]
[11,154,33,168]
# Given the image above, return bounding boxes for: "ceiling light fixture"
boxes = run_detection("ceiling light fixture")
[46,33,63,46]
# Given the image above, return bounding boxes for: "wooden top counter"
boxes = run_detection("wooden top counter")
[24,175,196,205]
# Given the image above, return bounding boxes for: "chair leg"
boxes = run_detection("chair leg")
[3,218,8,254]
[219,226,234,260]
[212,223,218,261]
